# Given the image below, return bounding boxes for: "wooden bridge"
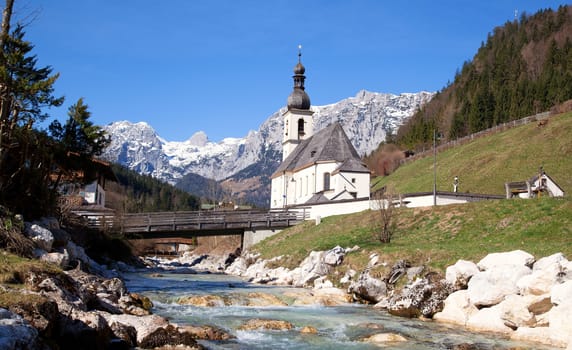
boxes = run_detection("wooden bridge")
[80,208,308,249]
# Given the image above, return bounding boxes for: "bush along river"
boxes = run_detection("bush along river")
[123,259,566,350]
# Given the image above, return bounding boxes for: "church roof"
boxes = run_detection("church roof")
[272,122,370,178]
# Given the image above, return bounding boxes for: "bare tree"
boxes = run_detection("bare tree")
[373,185,399,243]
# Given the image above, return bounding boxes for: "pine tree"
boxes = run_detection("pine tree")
[49,98,110,157]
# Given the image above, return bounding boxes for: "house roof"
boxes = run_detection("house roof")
[272,122,369,178]
[506,171,565,195]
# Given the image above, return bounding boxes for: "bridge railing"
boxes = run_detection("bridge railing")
[118,209,306,234]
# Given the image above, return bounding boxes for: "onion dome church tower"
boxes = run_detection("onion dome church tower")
[282,46,314,161]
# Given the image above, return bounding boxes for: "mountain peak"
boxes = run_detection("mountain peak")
[187,131,208,146]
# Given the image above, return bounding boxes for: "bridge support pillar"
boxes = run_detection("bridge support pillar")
[242,229,282,250]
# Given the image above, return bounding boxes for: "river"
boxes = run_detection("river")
[123,270,559,349]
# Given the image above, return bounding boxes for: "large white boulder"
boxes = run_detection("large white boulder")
[548,301,572,347]
[348,270,387,303]
[477,250,535,271]
[40,250,70,268]
[551,280,572,306]
[433,290,478,326]
[466,304,513,335]
[445,260,479,289]
[24,223,54,252]
[518,253,572,295]
[103,314,166,343]
[467,264,531,307]
[323,246,345,266]
[533,252,568,272]
[497,294,536,328]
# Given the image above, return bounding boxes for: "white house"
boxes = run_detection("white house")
[270,50,371,210]
[505,169,565,198]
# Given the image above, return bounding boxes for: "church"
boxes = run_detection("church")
[270,50,371,209]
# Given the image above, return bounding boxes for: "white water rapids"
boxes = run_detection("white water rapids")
[123,271,559,349]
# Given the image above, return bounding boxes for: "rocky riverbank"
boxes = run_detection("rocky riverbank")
[0,217,231,350]
[157,245,572,349]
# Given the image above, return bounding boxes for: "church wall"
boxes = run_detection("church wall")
[331,171,370,199]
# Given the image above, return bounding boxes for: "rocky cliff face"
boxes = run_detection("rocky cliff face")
[102,90,434,206]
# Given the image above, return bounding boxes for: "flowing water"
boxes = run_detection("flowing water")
[123,271,559,350]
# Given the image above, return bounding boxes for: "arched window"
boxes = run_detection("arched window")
[298,118,305,138]
[323,173,330,191]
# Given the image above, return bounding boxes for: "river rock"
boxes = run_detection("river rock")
[477,250,535,270]
[312,287,352,305]
[361,332,407,344]
[225,255,249,275]
[497,294,536,329]
[387,276,453,318]
[238,318,293,331]
[180,325,233,340]
[387,260,410,284]
[518,253,572,295]
[550,279,572,306]
[466,304,513,335]
[34,275,86,313]
[548,299,572,347]
[119,293,153,316]
[467,264,531,307]
[40,250,70,268]
[109,320,137,347]
[294,251,331,286]
[178,294,229,307]
[24,223,54,252]
[300,326,318,334]
[348,269,387,303]
[59,309,114,350]
[245,292,287,307]
[104,313,202,348]
[433,290,478,326]
[323,245,345,266]
[139,323,201,349]
[446,260,479,289]
[0,308,41,350]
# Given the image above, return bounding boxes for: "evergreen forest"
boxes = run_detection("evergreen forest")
[396,5,572,151]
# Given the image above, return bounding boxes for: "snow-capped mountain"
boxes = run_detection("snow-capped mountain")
[103,90,434,188]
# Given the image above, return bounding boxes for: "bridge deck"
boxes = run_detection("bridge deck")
[83,209,307,236]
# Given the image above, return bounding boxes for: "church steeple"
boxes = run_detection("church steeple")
[282,45,314,161]
[287,45,311,110]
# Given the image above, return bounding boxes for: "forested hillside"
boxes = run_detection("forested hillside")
[106,165,200,213]
[396,5,572,151]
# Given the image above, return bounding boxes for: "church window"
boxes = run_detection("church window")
[324,173,330,191]
[298,118,305,137]
[305,176,308,195]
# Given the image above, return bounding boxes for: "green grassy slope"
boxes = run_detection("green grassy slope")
[375,112,572,195]
[253,112,572,274]
[255,197,572,273]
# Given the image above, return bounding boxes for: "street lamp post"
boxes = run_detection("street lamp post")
[433,129,437,206]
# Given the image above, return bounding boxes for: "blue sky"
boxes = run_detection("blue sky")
[16,1,567,142]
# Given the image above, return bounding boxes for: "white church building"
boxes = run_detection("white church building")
[270,50,371,212]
